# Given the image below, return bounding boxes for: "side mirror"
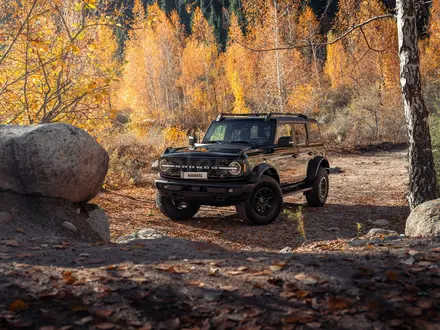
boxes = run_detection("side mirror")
[278,136,292,147]
[188,135,197,148]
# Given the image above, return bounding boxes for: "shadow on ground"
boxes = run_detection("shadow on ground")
[177,202,409,251]
[0,235,439,329]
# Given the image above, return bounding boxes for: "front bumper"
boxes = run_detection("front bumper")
[155,179,255,206]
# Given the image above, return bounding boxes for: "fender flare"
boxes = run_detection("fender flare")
[249,164,280,183]
[307,156,330,181]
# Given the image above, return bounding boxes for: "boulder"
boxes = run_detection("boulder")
[85,206,110,243]
[405,199,440,237]
[0,124,108,202]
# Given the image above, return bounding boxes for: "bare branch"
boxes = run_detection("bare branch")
[0,0,38,67]
[232,14,395,52]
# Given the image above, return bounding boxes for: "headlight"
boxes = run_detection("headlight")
[228,161,242,176]
[159,159,170,172]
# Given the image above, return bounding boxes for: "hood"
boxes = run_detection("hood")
[163,143,251,159]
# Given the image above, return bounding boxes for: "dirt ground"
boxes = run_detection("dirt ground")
[2,148,440,329]
[97,148,410,251]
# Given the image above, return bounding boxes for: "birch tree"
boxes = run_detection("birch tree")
[396,0,437,208]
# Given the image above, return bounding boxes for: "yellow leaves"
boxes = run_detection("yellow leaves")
[163,126,187,146]
[67,44,80,54]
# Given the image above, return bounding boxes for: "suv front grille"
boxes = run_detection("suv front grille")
[162,158,237,179]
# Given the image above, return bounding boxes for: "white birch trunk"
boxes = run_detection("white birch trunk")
[396,0,437,209]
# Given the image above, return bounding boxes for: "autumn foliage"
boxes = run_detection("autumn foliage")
[2,0,440,186]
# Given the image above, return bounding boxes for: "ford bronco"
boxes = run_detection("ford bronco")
[155,113,329,225]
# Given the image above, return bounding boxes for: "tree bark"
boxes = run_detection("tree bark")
[396,0,437,209]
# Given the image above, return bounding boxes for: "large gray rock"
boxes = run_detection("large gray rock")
[406,199,440,237]
[0,124,108,202]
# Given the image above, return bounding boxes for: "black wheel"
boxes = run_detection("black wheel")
[236,176,283,225]
[156,192,200,221]
[305,167,329,207]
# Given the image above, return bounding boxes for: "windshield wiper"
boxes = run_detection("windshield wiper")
[204,140,222,144]
[228,141,257,147]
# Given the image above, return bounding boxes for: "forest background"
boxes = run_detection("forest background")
[1,0,439,188]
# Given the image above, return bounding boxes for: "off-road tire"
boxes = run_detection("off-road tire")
[236,176,283,225]
[156,192,200,221]
[305,167,329,207]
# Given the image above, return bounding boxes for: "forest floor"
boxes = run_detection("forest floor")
[101,147,410,251]
[1,148,440,329]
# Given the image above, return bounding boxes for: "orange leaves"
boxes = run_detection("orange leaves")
[327,296,353,310]
[9,300,29,312]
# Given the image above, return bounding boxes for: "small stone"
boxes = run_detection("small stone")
[62,221,77,232]
[366,228,398,237]
[279,246,293,253]
[0,212,13,224]
[86,206,110,243]
[137,228,166,240]
[371,219,389,227]
[401,257,415,265]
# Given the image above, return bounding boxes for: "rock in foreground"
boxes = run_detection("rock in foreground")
[0,191,109,243]
[0,124,108,202]
[406,199,440,237]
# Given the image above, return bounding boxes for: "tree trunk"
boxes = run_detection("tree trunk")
[396,0,437,209]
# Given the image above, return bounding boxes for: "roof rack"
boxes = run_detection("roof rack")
[216,112,309,122]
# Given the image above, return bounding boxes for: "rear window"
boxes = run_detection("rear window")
[308,122,321,142]
[293,124,307,145]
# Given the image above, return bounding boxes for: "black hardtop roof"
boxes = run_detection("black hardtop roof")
[215,113,318,124]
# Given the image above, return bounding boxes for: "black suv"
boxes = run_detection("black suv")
[155,113,329,225]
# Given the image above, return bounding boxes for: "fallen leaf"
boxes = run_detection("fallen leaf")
[39,326,55,330]
[96,322,115,330]
[294,273,319,285]
[227,314,247,322]
[74,316,93,325]
[70,305,88,312]
[139,323,152,330]
[283,312,314,324]
[269,265,285,272]
[246,257,262,263]
[9,300,29,312]
[95,309,114,318]
[417,261,432,267]
[385,270,399,281]
[304,322,322,329]
[5,240,19,247]
[406,307,422,316]
[296,290,311,298]
[327,296,352,310]
[219,285,238,291]
[280,291,296,298]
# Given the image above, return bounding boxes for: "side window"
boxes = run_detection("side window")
[210,125,226,141]
[276,124,293,143]
[308,122,321,142]
[293,124,307,145]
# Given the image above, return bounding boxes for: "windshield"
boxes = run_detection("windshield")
[202,119,275,145]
